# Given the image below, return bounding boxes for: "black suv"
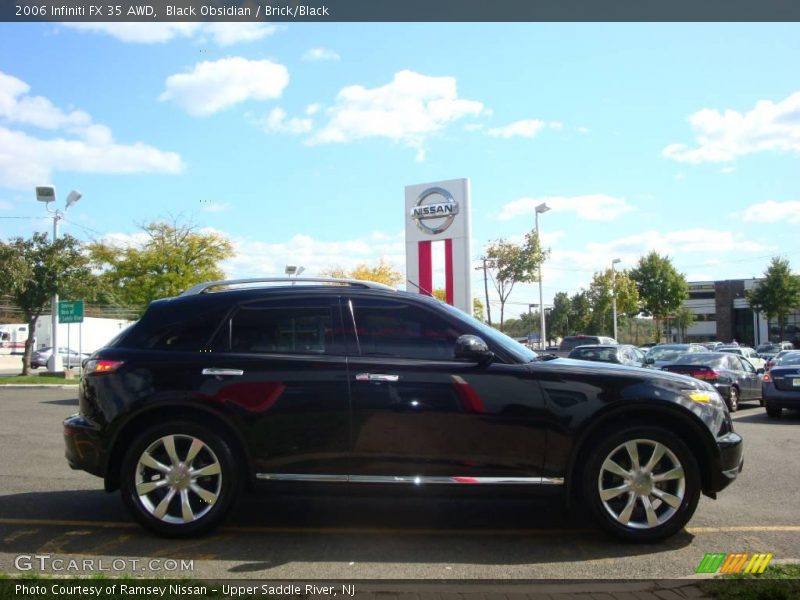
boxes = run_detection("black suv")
[64,278,743,541]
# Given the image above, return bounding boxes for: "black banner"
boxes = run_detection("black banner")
[3,0,800,23]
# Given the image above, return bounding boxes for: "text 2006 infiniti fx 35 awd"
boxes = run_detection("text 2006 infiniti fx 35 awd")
[64,277,743,541]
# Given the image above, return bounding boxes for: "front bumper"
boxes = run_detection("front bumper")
[63,414,105,478]
[706,431,744,494]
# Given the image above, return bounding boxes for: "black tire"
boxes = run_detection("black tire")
[727,387,739,412]
[583,426,701,542]
[120,421,240,537]
[765,402,782,419]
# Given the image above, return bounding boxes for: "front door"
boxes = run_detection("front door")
[343,295,548,481]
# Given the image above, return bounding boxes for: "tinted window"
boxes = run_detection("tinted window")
[351,299,463,360]
[129,307,228,351]
[570,347,618,362]
[229,306,334,355]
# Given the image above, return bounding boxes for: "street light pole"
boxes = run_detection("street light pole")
[36,187,81,373]
[612,258,621,341]
[535,203,550,349]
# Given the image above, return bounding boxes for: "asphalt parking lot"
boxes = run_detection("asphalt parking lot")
[0,387,798,581]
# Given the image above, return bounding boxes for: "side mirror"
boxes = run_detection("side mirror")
[644,357,655,365]
[455,335,494,365]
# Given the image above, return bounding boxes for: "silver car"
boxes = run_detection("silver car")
[30,347,90,369]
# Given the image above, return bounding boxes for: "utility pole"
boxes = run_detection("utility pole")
[475,259,493,326]
[612,258,621,341]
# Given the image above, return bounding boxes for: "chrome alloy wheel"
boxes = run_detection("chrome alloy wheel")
[134,435,222,525]
[597,439,686,530]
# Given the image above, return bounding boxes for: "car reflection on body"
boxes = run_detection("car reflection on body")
[661,352,763,412]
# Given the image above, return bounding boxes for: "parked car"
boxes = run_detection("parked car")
[64,277,742,542]
[761,351,800,418]
[644,344,706,369]
[767,349,796,371]
[31,346,90,369]
[555,335,618,357]
[755,342,793,361]
[661,352,762,412]
[703,342,724,351]
[568,344,646,367]
[717,346,766,371]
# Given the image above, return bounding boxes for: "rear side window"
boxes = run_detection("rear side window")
[118,304,228,351]
[228,306,334,355]
[560,337,600,351]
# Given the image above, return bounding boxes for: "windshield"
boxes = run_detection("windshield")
[438,302,538,363]
[646,346,689,361]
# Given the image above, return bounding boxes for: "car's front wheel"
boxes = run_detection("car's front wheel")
[121,422,240,537]
[583,427,701,542]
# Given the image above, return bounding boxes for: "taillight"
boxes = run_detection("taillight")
[84,359,124,375]
[762,372,772,383]
[693,369,720,381]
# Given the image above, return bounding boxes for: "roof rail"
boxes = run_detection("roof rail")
[179,277,395,297]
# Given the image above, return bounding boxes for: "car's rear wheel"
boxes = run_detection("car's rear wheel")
[765,402,782,419]
[583,427,701,542]
[727,386,739,412]
[121,422,239,537]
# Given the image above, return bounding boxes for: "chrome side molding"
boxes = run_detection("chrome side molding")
[256,473,564,485]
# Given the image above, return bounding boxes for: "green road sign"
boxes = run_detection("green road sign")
[58,300,84,324]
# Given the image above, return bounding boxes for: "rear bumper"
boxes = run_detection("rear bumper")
[762,383,800,408]
[706,431,744,494]
[63,414,105,478]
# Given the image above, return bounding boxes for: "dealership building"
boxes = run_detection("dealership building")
[679,279,800,348]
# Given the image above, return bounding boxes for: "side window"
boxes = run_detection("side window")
[350,298,463,360]
[739,357,756,373]
[725,355,739,371]
[132,307,228,351]
[229,306,334,355]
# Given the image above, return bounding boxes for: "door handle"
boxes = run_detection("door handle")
[355,373,399,382]
[202,368,244,376]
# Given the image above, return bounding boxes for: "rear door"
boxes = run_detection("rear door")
[733,355,760,399]
[203,294,351,476]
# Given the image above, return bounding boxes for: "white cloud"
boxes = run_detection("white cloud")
[308,70,485,161]
[261,108,313,134]
[577,127,590,134]
[62,23,279,46]
[202,202,231,214]
[220,231,406,280]
[302,47,341,61]
[160,58,289,116]
[0,199,12,210]
[0,71,183,189]
[741,200,800,224]
[487,119,547,139]
[663,91,800,163]
[464,123,484,132]
[721,167,736,174]
[0,72,90,131]
[497,194,635,222]
[305,103,322,116]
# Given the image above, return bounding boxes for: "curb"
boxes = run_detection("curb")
[0,384,79,389]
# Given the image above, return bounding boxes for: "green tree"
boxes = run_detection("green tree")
[587,269,640,337]
[570,290,592,334]
[673,307,696,342]
[746,257,800,342]
[485,229,547,331]
[320,258,403,287]
[89,221,234,312]
[549,291,572,338]
[0,233,92,375]
[629,252,688,341]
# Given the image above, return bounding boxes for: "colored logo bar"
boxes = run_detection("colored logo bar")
[696,553,773,574]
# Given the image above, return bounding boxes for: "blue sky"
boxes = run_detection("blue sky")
[1,23,799,318]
